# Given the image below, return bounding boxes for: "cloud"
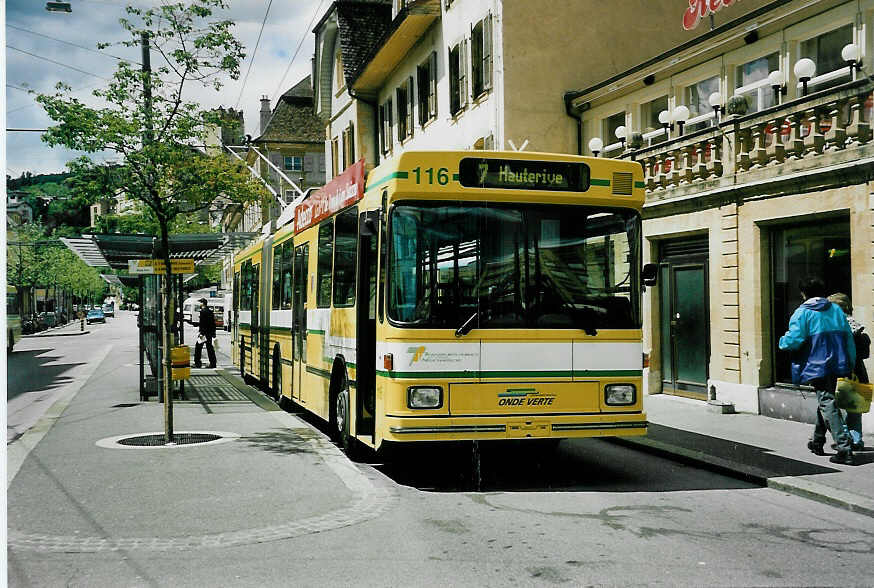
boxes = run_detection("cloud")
[5,0,322,176]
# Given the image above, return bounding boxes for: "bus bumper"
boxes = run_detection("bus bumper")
[383,413,647,443]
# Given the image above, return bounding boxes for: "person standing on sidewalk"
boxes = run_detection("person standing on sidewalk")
[779,277,856,465]
[193,298,217,369]
[828,292,869,451]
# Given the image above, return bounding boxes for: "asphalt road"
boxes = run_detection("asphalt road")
[8,313,874,587]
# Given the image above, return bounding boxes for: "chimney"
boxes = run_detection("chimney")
[260,95,271,135]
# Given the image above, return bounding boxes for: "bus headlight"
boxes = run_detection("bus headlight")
[408,386,442,409]
[605,384,636,406]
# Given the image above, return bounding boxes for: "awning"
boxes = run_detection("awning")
[62,232,258,271]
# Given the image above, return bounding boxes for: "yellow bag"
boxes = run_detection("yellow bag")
[835,375,873,413]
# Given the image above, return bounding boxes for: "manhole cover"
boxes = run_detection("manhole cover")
[118,433,221,446]
[96,431,239,449]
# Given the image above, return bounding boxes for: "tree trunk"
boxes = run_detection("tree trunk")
[159,222,174,444]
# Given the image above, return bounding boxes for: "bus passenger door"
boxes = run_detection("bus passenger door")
[355,211,379,439]
[259,242,272,385]
[251,263,260,377]
[292,243,309,403]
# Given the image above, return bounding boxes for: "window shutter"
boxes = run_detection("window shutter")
[483,14,492,91]
[449,46,459,114]
[378,104,385,154]
[387,97,393,152]
[429,51,438,118]
[406,76,415,137]
[460,39,468,107]
[348,122,355,163]
[396,88,404,142]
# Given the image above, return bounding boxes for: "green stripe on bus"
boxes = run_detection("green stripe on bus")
[365,171,409,193]
[575,370,642,377]
[307,329,325,335]
[590,178,610,186]
[240,322,250,328]
[374,369,641,379]
[452,173,459,181]
[269,326,292,334]
[635,181,646,188]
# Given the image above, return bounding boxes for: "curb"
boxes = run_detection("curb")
[613,436,874,518]
[23,329,91,338]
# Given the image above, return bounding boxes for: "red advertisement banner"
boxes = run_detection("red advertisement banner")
[294,158,365,233]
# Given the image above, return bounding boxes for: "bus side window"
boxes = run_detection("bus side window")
[317,220,334,308]
[378,191,387,323]
[333,207,358,307]
[272,244,282,310]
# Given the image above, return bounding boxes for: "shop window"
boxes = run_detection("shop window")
[449,40,468,116]
[641,96,668,145]
[684,76,720,132]
[801,24,853,92]
[735,52,779,113]
[770,219,851,384]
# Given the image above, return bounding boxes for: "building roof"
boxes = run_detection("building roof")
[334,1,392,89]
[253,75,324,143]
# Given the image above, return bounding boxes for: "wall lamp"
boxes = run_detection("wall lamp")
[709,92,724,123]
[794,58,816,96]
[615,125,627,148]
[673,105,690,136]
[768,70,786,104]
[588,137,603,157]
[842,43,863,76]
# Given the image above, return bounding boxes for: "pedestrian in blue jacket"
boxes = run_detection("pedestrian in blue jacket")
[779,277,856,465]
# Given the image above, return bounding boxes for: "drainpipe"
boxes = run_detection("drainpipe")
[563,91,584,155]
[349,88,380,167]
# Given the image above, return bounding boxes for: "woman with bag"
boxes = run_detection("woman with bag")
[828,293,870,451]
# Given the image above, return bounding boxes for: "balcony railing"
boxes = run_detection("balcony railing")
[616,78,874,199]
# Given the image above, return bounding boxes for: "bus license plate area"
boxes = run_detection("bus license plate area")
[507,420,550,438]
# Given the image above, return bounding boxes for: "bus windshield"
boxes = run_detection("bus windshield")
[388,202,641,330]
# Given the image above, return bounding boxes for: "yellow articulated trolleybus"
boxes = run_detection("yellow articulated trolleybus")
[234,152,656,456]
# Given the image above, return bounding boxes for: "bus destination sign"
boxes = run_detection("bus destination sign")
[458,158,590,192]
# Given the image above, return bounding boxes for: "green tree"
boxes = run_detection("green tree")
[37,0,268,441]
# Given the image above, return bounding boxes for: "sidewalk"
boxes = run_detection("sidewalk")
[22,319,90,337]
[617,393,874,517]
[6,329,393,554]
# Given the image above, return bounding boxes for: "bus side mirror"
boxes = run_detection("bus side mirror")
[359,210,380,237]
[642,263,658,287]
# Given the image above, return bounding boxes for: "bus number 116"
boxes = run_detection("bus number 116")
[412,167,450,185]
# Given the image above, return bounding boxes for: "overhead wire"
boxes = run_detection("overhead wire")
[6,24,141,65]
[234,0,274,109]
[271,0,325,102]
[7,46,112,81]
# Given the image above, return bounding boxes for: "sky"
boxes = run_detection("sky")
[4,0,325,178]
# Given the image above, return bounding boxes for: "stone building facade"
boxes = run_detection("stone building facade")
[564,0,873,426]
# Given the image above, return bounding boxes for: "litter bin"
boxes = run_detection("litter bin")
[171,345,191,380]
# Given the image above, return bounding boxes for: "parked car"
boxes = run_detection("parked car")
[86,309,106,324]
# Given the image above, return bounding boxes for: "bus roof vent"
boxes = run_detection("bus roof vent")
[612,172,633,195]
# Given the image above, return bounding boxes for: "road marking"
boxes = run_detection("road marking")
[7,344,113,488]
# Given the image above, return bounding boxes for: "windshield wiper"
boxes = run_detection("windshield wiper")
[455,311,479,338]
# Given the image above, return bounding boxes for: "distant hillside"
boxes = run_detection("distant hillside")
[7,171,72,189]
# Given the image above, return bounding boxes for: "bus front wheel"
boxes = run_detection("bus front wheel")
[334,387,361,461]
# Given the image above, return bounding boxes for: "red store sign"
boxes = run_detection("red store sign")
[294,158,366,233]
[683,0,741,31]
